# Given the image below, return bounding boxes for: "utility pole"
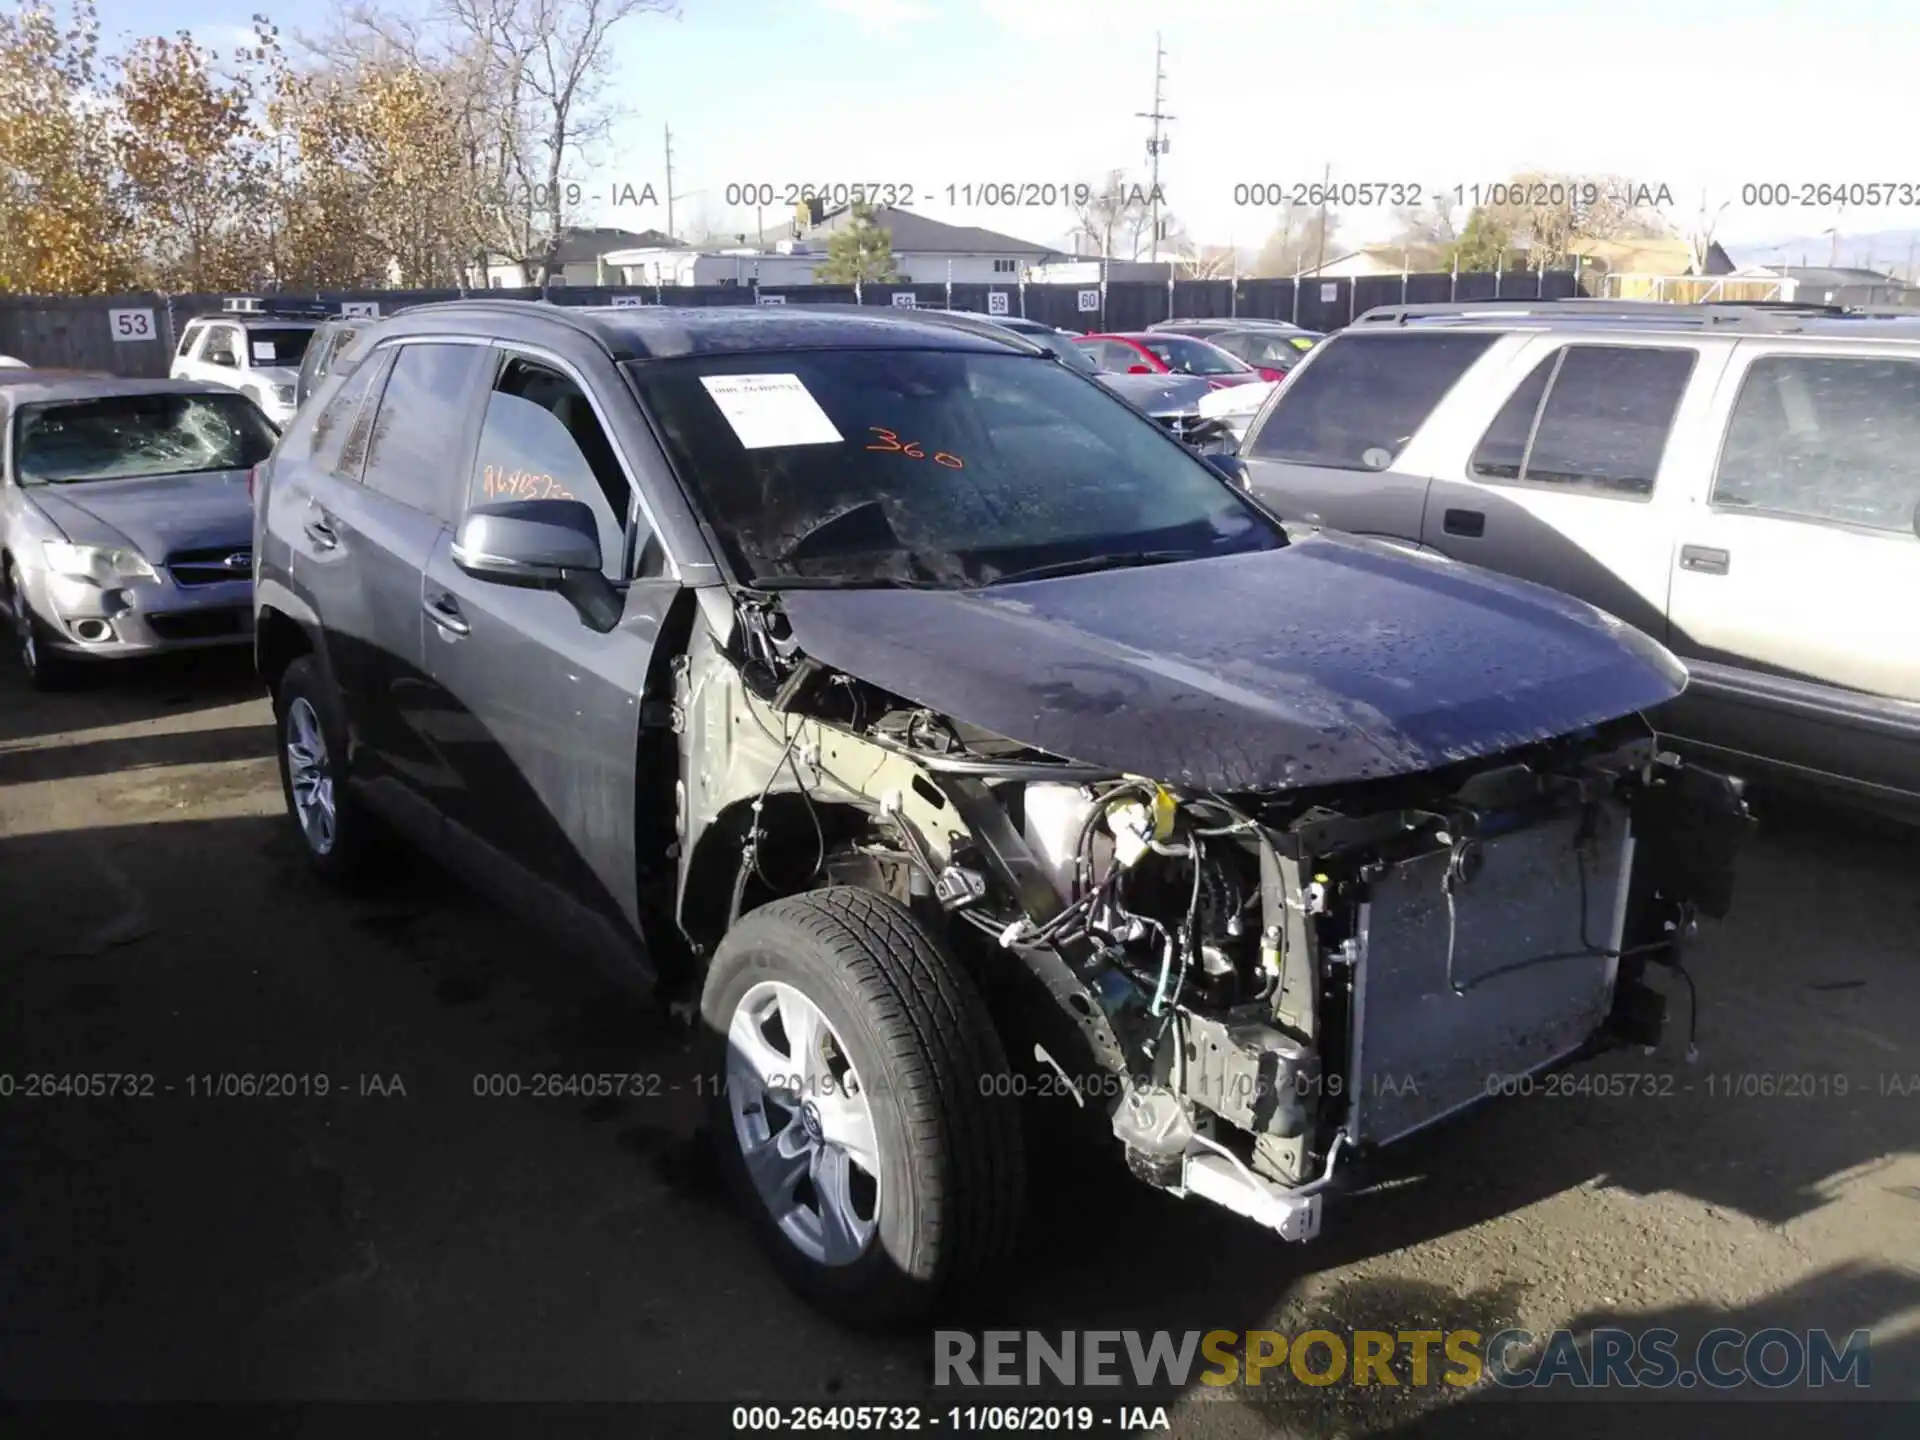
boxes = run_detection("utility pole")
[1312,160,1332,276]
[664,124,677,240]
[1136,33,1173,263]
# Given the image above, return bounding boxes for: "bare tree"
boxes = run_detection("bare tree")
[1247,202,1339,277]
[1068,168,1149,258]
[1481,171,1668,267]
[1174,243,1239,280]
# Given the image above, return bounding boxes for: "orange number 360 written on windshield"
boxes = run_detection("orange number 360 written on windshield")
[865,427,964,468]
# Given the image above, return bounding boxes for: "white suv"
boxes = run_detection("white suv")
[170,306,326,427]
[1234,300,1920,818]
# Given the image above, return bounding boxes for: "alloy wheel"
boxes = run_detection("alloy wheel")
[726,980,881,1267]
[284,696,337,855]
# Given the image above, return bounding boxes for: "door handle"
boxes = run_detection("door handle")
[1443,508,1485,537]
[302,516,338,549]
[423,593,470,636]
[1679,545,1729,575]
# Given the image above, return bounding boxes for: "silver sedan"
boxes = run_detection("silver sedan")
[0,373,278,689]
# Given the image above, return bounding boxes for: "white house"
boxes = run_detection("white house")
[470,226,683,288]
[605,205,1062,287]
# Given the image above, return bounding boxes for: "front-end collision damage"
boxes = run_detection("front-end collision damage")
[670,584,1751,1243]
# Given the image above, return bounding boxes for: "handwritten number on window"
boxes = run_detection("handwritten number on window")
[866,426,963,469]
[482,465,575,500]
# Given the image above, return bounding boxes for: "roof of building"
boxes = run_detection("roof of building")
[805,205,1058,257]
[385,299,1055,361]
[546,227,684,265]
[1735,265,1904,287]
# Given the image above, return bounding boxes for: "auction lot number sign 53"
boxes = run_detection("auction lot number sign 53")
[108,308,156,342]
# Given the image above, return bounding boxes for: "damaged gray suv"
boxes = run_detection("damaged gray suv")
[252,301,1748,1324]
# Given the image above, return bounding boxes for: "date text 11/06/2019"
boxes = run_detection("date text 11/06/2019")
[721,182,1167,210]
[731,1404,1171,1432]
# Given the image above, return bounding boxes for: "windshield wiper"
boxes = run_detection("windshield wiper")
[983,549,1197,586]
[753,574,948,591]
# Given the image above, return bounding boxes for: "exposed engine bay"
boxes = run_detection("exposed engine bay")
[668,587,1750,1242]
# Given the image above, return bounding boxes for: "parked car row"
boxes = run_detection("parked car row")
[1,299,1754,1332]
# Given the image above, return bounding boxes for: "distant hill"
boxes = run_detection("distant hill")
[1726,226,1920,276]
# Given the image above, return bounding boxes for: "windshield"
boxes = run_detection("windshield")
[627,348,1283,588]
[1136,335,1250,376]
[13,392,280,485]
[244,327,315,366]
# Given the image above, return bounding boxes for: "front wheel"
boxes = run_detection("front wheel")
[272,654,383,885]
[700,887,1025,1326]
[5,559,73,691]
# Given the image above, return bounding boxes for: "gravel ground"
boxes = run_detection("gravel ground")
[1,651,1915,1438]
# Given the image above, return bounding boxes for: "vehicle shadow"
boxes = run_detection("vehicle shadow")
[0,646,262,745]
[0,721,276,785]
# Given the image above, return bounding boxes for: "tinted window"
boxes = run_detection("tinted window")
[244,327,314,367]
[13,392,278,485]
[359,342,482,519]
[175,322,204,359]
[626,348,1284,588]
[469,358,637,577]
[1138,335,1247,376]
[1248,332,1497,470]
[310,351,386,472]
[202,327,240,367]
[1713,355,1920,532]
[1493,345,1694,498]
[1470,355,1556,480]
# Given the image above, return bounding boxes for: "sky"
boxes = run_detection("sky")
[95,0,1920,264]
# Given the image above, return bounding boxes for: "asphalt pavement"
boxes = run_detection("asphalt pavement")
[1,651,1915,1438]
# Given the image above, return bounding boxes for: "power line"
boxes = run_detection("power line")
[1136,33,1173,262]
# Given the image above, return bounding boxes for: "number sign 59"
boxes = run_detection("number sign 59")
[108,308,155,342]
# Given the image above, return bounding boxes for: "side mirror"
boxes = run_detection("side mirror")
[453,499,623,631]
[453,499,603,586]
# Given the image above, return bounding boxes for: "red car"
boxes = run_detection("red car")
[1073,331,1277,385]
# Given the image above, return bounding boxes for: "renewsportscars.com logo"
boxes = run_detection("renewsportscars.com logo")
[934,1327,1873,1390]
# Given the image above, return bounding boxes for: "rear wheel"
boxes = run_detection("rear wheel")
[5,559,73,691]
[701,887,1024,1326]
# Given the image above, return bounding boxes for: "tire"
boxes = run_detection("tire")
[700,887,1024,1326]
[5,558,74,692]
[272,654,381,885]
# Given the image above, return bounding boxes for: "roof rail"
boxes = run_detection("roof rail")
[1352,297,1847,332]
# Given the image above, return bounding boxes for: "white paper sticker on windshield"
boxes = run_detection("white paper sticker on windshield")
[252,341,276,361]
[699,374,843,450]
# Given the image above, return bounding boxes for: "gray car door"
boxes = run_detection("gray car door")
[295,340,488,816]
[1239,330,1501,539]
[416,344,679,975]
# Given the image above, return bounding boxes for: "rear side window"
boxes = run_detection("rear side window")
[310,351,389,477]
[176,322,204,359]
[1470,345,1695,498]
[1712,355,1920,532]
[1247,332,1498,470]
[359,342,483,521]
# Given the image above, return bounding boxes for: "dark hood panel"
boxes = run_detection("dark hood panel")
[780,533,1687,792]
[32,470,252,559]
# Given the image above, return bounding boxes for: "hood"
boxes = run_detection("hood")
[30,470,254,559]
[1097,373,1218,415]
[1198,380,1278,419]
[778,532,1687,793]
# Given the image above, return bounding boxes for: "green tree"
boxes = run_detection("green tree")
[812,202,899,283]
[1447,209,1515,272]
